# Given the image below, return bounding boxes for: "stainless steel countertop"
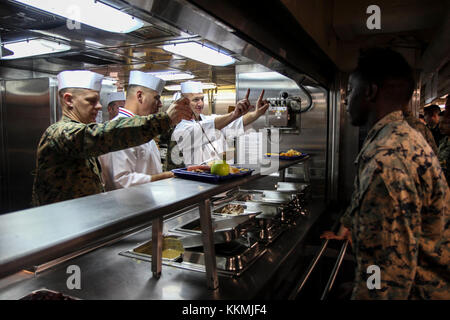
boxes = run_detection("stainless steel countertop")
[0,157,310,279]
[0,199,324,300]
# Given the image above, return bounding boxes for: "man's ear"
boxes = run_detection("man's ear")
[63,92,74,109]
[136,90,143,104]
[366,83,378,102]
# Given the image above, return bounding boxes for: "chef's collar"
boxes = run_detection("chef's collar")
[118,107,135,118]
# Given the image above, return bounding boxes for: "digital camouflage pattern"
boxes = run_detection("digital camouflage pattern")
[159,128,185,171]
[403,111,438,155]
[341,111,449,299]
[438,136,450,185]
[32,113,171,206]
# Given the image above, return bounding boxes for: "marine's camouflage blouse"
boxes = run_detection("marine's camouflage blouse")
[341,110,449,300]
[32,114,171,206]
[403,111,438,155]
[438,136,450,185]
[159,128,185,171]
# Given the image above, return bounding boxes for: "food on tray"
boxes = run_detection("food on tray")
[211,160,230,176]
[280,149,302,157]
[187,165,211,173]
[184,161,249,177]
[133,236,184,260]
[229,166,240,174]
[220,204,245,215]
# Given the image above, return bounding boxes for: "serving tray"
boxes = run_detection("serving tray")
[265,152,308,160]
[172,167,253,183]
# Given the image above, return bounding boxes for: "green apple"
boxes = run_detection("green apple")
[210,160,230,176]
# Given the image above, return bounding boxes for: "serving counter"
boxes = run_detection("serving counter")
[0,156,327,299]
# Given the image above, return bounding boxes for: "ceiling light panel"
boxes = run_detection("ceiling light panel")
[13,0,144,33]
[1,39,71,59]
[162,42,235,66]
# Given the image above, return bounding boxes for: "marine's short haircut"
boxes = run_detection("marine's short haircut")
[354,47,415,103]
[58,88,88,106]
[424,104,441,116]
[126,85,156,99]
[58,88,85,99]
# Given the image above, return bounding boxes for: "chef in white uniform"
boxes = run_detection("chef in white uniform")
[171,81,269,166]
[99,71,174,190]
[105,91,125,121]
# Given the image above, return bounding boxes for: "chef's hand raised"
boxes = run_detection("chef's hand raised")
[232,88,251,119]
[167,97,192,126]
[255,90,270,117]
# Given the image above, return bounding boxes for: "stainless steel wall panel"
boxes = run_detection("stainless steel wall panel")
[1,78,53,213]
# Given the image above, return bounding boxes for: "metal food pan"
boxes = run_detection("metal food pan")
[119,235,184,262]
[275,182,310,193]
[242,201,302,226]
[175,215,258,248]
[247,223,286,244]
[235,190,296,204]
[173,214,256,234]
[212,202,261,217]
[182,238,265,274]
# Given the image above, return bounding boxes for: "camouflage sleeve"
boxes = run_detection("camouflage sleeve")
[422,125,439,155]
[438,138,450,166]
[159,128,185,171]
[52,113,171,158]
[351,161,421,300]
[438,139,450,185]
[340,174,359,229]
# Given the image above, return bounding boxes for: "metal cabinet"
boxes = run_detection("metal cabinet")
[0,77,59,214]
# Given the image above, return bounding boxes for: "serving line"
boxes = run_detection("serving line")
[0,156,310,290]
[0,199,324,300]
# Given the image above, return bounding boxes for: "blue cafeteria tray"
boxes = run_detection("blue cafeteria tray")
[265,152,308,160]
[172,167,254,183]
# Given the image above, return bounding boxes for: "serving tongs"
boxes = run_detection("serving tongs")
[192,111,225,162]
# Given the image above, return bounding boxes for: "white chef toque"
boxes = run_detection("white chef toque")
[106,91,126,106]
[172,92,182,101]
[57,70,104,91]
[181,81,203,94]
[129,70,166,95]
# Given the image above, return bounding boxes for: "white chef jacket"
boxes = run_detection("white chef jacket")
[99,107,163,191]
[171,114,244,166]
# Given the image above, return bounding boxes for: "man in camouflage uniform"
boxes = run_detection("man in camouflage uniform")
[438,96,450,185]
[402,109,438,154]
[325,48,449,299]
[32,70,191,206]
[424,104,444,146]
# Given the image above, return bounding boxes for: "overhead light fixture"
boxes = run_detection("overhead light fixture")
[149,71,195,81]
[164,85,181,91]
[240,72,289,80]
[1,39,70,60]
[162,42,235,66]
[165,83,216,91]
[13,0,144,33]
